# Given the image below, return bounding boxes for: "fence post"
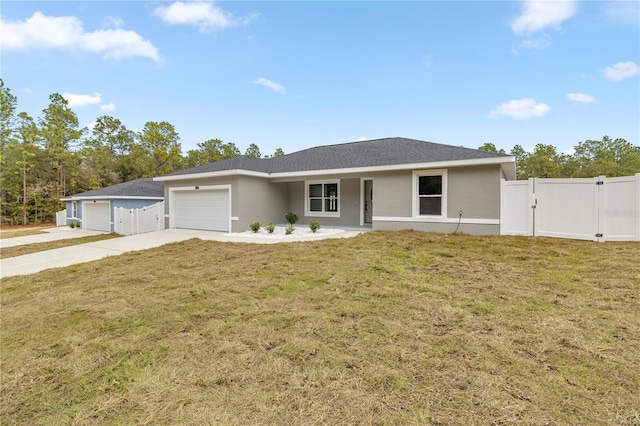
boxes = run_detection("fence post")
[636,173,640,242]
[596,175,606,242]
[500,179,505,235]
[529,178,536,236]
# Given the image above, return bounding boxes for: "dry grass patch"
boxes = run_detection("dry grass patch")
[0,233,122,259]
[0,225,52,239]
[1,231,639,425]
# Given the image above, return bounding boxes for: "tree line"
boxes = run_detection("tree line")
[1,78,639,225]
[479,138,640,181]
[0,79,284,225]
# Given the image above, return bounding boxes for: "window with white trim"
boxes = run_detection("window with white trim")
[71,201,77,218]
[305,180,339,217]
[414,169,447,218]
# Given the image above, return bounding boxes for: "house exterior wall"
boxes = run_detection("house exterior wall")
[162,176,240,230]
[371,171,413,217]
[372,221,499,235]
[372,164,502,235]
[447,165,501,219]
[286,177,361,227]
[65,200,82,225]
[159,163,503,235]
[162,175,289,232]
[236,176,288,231]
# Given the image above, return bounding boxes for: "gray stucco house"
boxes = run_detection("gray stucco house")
[154,137,516,235]
[60,178,164,232]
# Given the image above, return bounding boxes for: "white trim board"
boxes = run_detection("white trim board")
[62,196,163,201]
[373,216,500,225]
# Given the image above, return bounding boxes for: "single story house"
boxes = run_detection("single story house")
[60,178,164,232]
[154,137,516,235]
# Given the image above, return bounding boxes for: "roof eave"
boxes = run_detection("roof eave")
[153,156,515,182]
[153,169,270,182]
[270,156,516,179]
[60,196,164,201]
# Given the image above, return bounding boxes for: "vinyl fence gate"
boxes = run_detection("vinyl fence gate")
[114,202,165,236]
[56,209,67,226]
[500,174,640,242]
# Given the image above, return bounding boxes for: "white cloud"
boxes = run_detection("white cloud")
[356,137,369,142]
[24,88,33,95]
[0,12,160,62]
[252,78,287,95]
[567,93,596,103]
[153,1,256,33]
[62,92,101,108]
[603,61,639,81]
[100,103,116,111]
[602,1,640,24]
[489,98,551,119]
[512,35,551,53]
[510,0,578,35]
[101,16,124,29]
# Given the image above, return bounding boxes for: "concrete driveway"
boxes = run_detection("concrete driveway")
[0,228,364,279]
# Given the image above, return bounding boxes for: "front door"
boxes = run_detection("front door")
[364,180,373,224]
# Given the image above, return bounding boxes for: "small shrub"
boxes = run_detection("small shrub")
[265,222,275,234]
[285,224,294,235]
[249,222,261,233]
[69,221,79,229]
[309,221,321,233]
[285,212,298,225]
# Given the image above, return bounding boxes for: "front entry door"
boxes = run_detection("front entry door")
[364,180,373,224]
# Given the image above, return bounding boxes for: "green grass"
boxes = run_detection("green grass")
[1,231,639,425]
[0,233,123,259]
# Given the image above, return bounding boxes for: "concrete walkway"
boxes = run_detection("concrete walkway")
[1,228,364,279]
[0,227,106,248]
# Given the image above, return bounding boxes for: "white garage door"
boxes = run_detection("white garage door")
[82,201,111,232]
[172,189,230,232]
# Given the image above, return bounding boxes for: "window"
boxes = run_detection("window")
[306,181,339,217]
[71,201,77,218]
[413,170,447,218]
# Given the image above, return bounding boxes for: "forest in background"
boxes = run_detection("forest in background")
[1,79,639,225]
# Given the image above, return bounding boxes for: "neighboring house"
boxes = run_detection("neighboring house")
[154,137,516,235]
[60,178,164,232]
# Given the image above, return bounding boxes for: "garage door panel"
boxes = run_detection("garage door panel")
[83,202,111,232]
[173,189,229,232]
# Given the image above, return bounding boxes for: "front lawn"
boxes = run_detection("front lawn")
[1,231,638,425]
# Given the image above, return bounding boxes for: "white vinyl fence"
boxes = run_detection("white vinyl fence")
[114,202,164,236]
[56,209,67,226]
[501,174,640,242]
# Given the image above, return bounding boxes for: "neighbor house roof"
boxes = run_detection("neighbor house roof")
[156,137,515,181]
[61,178,165,201]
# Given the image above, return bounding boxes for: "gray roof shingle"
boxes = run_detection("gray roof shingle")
[161,137,513,177]
[63,178,164,199]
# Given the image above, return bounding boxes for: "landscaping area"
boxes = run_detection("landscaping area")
[1,231,638,425]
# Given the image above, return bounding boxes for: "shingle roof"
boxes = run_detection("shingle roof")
[161,137,513,178]
[63,178,164,199]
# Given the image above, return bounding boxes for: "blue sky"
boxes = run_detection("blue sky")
[1,1,638,157]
